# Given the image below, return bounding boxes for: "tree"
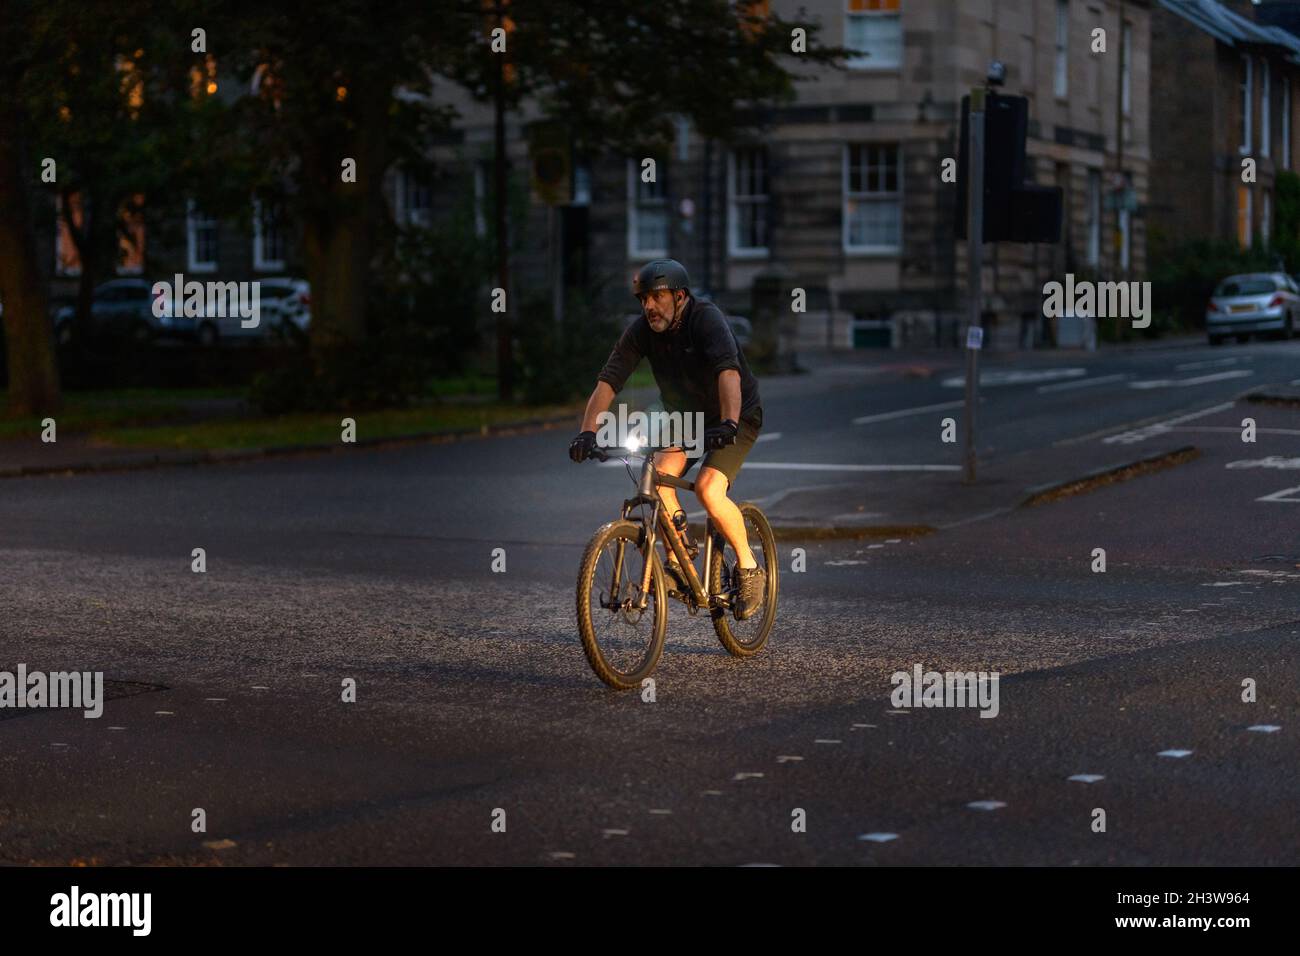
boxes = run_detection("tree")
[443,0,851,398]
[221,2,471,358]
[0,1,61,416]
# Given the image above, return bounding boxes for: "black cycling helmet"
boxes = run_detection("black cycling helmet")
[632,259,690,298]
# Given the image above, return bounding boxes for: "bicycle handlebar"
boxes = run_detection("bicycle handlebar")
[589,444,681,462]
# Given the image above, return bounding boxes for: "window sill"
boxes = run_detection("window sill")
[843,246,901,257]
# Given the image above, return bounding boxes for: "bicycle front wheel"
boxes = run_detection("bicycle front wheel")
[708,502,779,657]
[576,520,667,689]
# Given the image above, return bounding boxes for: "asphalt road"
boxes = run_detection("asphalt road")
[1,338,1297,864]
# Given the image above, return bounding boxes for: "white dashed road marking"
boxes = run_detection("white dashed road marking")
[1157,749,1193,758]
[967,801,1007,811]
[858,833,900,843]
[853,399,966,424]
[1068,774,1105,784]
[1257,485,1300,503]
[1127,369,1253,389]
[1037,373,1129,393]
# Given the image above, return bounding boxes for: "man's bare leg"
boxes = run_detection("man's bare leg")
[652,447,690,566]
[695,466,757,570]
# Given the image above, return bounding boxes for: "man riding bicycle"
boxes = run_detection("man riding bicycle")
[568,258,767,619]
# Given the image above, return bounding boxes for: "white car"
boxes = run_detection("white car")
[257,277,311,334]
[156,277,311,346]
[1206,272,1297,345]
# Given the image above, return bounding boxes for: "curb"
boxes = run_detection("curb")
[1018,445,1201,508]
[0,412,578,480]
[1242,387,1300,408]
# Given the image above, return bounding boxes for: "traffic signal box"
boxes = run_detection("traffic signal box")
[955,92,1063,244]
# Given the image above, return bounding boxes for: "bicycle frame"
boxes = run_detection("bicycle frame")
[613,451,727,613]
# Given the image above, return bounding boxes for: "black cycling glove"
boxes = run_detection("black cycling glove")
[704,419,738,451]
[569,430,598,462]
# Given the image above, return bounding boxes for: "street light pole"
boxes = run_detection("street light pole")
[963,87,986,484]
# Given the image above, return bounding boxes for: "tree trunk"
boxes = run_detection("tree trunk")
[0,108,61,417]
[302,82,390,357]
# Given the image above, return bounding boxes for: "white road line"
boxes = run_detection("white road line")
[1128,369,1254,389]
[942,368,1085,388]
[1257,485,1300,503]
[1037,373,1128,393]
[852,399,966,425]
[858,833,899,843]
[1173,427,1300,436]
[1175,357,1243,371]
[1067,774,1105,784]
[1101,401,1235,445]
[1157,749,1193,758]
[743,462,961,472]
[756,432,782,442]
[967,800,1007,811]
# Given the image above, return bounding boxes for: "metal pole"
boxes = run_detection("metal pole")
[1114,0,1126,277]
[963,87,986,484]
[551,204,565,326]
[494,0,513,401]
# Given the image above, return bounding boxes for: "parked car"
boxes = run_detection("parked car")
[154,277,310,347]
[53,278,162,346]
[257,277,311,334]
[1206,272,1297,345]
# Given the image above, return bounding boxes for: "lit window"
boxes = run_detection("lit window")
[190,54,218,100]
[1238,185,1253,248]
[117,194,145,275]
[116,55,144,118]
[56,193,83,277]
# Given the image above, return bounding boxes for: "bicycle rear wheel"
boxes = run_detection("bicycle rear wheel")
[708,503,778,657]
[576,520,667,689]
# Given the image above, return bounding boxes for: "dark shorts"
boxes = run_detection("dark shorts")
[677,416,761,489]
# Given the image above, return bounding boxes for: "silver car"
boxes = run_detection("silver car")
[1206,272,1297,345]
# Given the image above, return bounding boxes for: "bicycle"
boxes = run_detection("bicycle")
[575,440,779,689]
